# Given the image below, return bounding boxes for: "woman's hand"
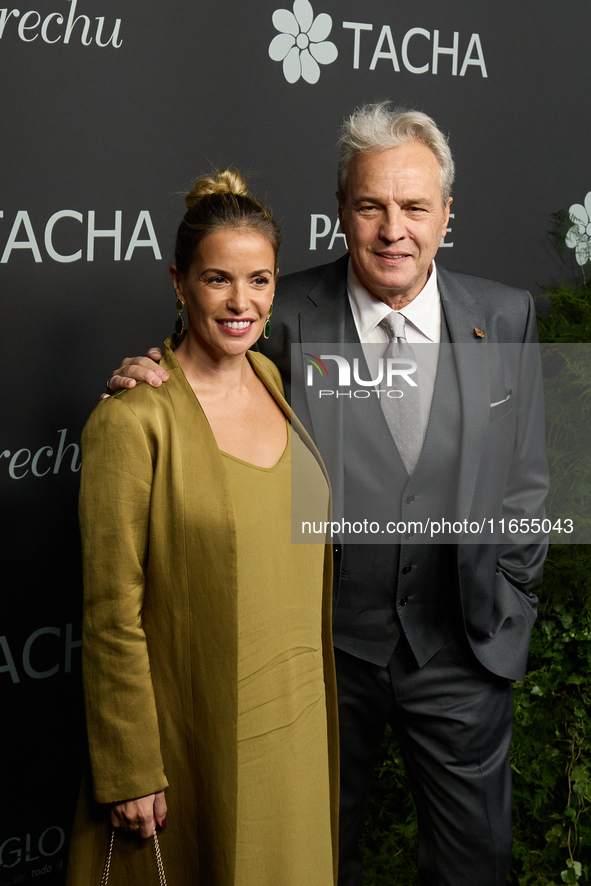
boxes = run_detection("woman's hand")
[111,790,167,838]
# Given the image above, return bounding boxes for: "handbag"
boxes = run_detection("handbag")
[100,827,168,885]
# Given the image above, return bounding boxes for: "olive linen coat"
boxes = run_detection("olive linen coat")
[67,338,339,886]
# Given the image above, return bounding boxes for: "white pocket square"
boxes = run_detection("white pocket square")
[490,394,512,408]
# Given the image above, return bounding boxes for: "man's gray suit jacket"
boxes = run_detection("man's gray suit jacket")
[258,253,548,681]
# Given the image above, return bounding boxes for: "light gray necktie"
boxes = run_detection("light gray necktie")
[378,312,422,474]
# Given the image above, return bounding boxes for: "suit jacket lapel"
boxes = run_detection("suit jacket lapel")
[298,254,355,342]
[297,254,355,520]
[437,266,490,520]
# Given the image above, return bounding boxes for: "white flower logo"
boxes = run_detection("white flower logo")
[269,0,338,84]
[566,192,591,266]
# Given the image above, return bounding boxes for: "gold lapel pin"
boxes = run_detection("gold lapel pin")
[474,328,484,338]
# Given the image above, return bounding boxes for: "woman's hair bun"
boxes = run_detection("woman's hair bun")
[174,167,281,276]
[185,168,250,209]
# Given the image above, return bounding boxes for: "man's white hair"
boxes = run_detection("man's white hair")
[337,101,455,207]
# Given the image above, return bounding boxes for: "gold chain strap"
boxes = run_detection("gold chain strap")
[100,829,115,886]
[100,828,167,885]
[153,830,168,886]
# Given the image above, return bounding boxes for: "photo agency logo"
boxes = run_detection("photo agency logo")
[304,351,417,399]
[268,1,488,84]
[0,0,122,47]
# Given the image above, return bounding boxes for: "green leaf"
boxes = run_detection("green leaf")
[561,859,583,883]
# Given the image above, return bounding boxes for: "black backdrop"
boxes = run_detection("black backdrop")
[2,1,590,881]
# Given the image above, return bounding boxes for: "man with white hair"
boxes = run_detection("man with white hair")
[108,102,548,886]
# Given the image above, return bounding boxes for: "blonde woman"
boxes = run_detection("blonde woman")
[67,170,338,886]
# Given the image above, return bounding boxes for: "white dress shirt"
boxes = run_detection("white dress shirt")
[346,261,442,439]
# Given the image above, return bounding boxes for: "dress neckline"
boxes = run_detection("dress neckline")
[220,421,291,473]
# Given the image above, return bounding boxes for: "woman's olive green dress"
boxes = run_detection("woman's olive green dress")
[223,424,332,883]
[66,341,339,886]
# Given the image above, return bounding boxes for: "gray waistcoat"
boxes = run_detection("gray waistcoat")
[332,315,463,668]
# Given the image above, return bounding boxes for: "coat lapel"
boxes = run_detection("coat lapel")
[247,350,334,509]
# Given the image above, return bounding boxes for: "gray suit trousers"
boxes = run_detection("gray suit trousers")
[335,635,513,886]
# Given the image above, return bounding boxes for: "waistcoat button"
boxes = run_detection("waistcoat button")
[402,564,412,575]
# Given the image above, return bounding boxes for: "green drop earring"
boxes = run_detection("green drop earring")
[263,303,273,340]
[175,298,185,335]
